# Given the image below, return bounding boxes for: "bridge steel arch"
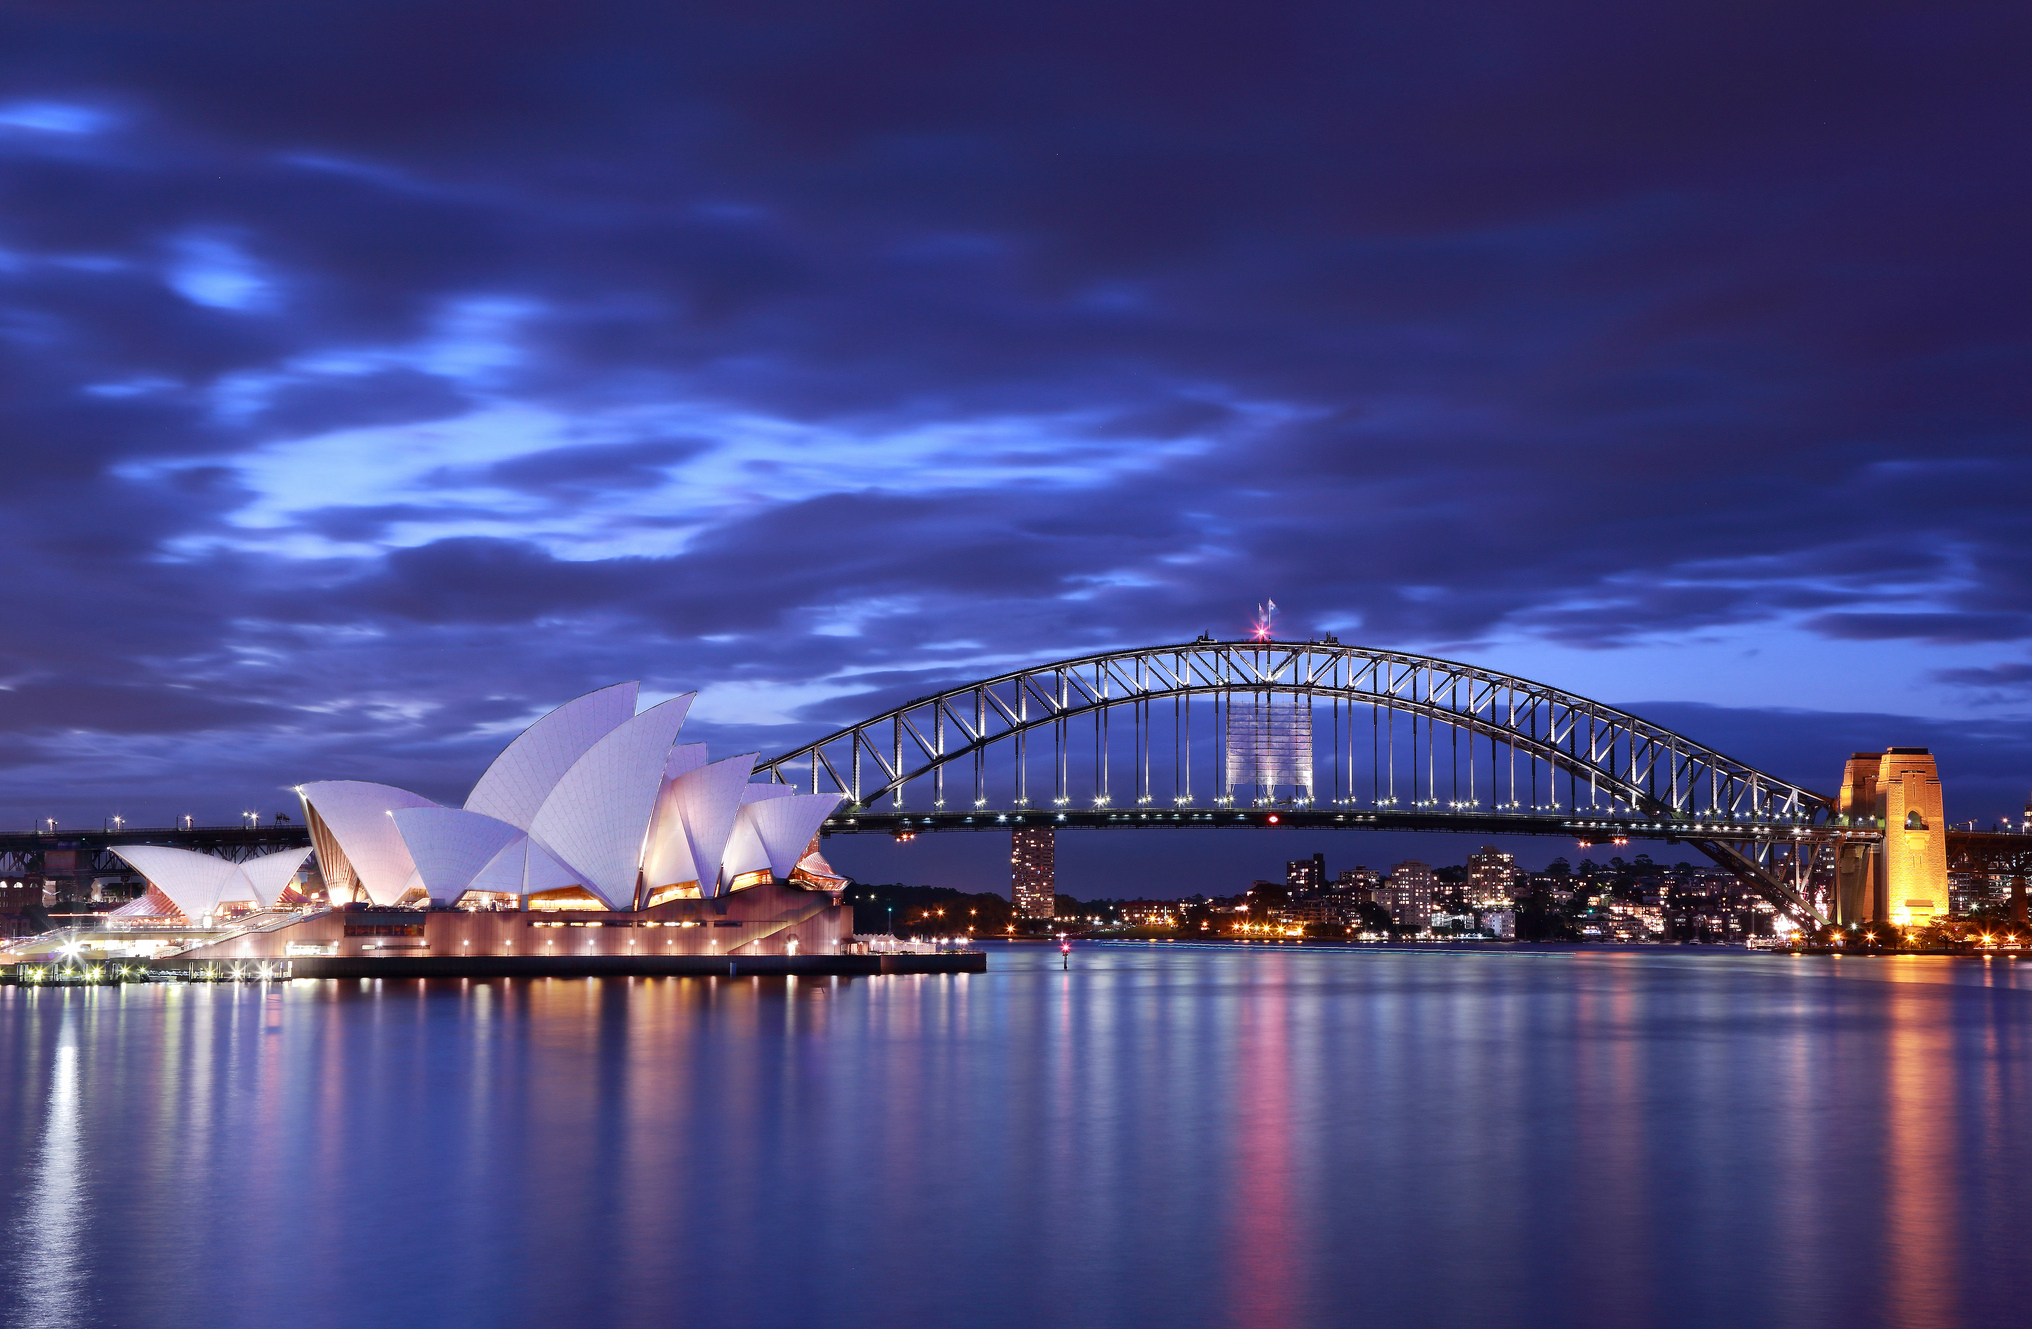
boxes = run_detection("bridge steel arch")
[757,639,1859,925]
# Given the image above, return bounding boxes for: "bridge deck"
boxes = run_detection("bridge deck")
[825,806,1884,847]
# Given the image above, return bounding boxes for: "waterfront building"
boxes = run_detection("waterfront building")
[1289,894,1347,925]
[1382,861,1435,929]
[1335,866,1380,900]
[1287,853,1326,895]
[1949,870,1999,915]
[291,682,843,912]
[1245,880,1291,922]
[27,682,859,968]
[0,879,38,916]
[1119,900,1179,928]
[1464,846,1518,906]
[105,845,313,925]
[1012,826,1056,919]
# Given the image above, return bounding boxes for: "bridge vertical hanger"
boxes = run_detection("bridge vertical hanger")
[755,640,1862,927]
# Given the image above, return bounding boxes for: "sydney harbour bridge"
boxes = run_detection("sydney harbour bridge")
[3,639,2023,931]
[748,638,2016,931]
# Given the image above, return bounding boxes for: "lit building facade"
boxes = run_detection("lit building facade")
[1464,846,1518,906]
[1877,748,1948,928]
[1832,747,1950,929]
[1012,826,1056,919]
[292,682,844,912]
[18,682,861,968]
[1336,865,1380,900]
[1287,853,1326,895]
[1382,861,1435,929]
[107,845,313,925]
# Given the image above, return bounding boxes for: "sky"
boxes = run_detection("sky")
[0,1,2026,894]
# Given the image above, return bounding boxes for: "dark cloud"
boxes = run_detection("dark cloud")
[0,0,2023,847]
[472,438,710,496]
[1935,661,2032,694]
[253,369,470,438]
[1807,613,2032,644]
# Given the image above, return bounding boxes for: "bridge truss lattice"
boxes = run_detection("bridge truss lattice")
[758,640,1869,925]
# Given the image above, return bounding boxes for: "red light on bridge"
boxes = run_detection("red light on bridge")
[1266,813,1280,824]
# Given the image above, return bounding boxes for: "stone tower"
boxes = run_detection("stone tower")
[1833,753,1881,925]
[1832,747,1948,930]
[1877,748,1948,928]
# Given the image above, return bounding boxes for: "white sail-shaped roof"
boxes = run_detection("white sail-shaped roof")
[719,810,772,883]
[465,836,530,897]
[666,743,709,781]
[299,781,440,906]
[642,783,698,892]
[642,753,756,898]
[738,793,847,881]
[523,840,583,895]
[718,784,797,883]
[527,694,695,909]
[391,807,525,904]
[640,745,714,889]
[465,682,640,831]
[110,846,250,920]
[241,846,315,906]
[445,834,581,898]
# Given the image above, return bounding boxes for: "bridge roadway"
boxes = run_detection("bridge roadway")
[0,825,310,855]
[823,804,1883,849]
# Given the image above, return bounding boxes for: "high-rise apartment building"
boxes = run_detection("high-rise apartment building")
[1336,866,1380,900]
[1383,860,1436,929]
[1464,846,1518,906]
[1011,827,1056,919]
[1287,853,1327,895]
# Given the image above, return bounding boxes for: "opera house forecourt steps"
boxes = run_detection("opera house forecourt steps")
[52,681,985,980]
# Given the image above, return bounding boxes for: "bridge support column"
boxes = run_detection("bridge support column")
[1877,749,1948,930]
[1835,748,1948,930]
[1833,754,1883,927]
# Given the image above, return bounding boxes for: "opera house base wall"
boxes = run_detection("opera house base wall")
[174,881,868,970]
[273,951,985,978]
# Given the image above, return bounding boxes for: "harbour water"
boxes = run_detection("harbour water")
[3,943,2031,1328]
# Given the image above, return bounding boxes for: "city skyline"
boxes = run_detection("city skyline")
[4,9,2030,1328]
[0,2,2025,889]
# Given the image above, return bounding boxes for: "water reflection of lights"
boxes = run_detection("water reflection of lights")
[14,1016,86,1329]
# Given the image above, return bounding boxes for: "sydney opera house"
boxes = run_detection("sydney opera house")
[92,683,873,972]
